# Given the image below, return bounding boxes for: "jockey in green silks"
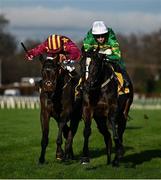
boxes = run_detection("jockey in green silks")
[82,21,130,88]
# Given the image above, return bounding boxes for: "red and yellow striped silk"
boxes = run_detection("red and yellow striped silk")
[48,35,61,50]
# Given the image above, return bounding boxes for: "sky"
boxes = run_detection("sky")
[0,0,161,44]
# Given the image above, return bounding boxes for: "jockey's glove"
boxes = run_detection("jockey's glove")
[25,52,34,61]
[99,49,112,55]
[66,65,75,72]
[62,60,75,72]
[59,54,67,62]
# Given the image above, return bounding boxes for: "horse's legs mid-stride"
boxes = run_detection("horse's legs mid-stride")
[81,107,92,164]
[56,121,66,160]
[94,115,112,164]
[64,119,80,160]
[39,111,50,164]
[108,106,124,167]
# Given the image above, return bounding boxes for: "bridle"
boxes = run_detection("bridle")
[85,55,115,91]
[41,58,59,98]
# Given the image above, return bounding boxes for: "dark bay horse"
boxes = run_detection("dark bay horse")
[38,55,82,164]
[80,51,133,166]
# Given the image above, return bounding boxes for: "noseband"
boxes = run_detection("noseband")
[41,59,59,96]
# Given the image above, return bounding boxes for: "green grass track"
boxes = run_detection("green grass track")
[0,109,161,178]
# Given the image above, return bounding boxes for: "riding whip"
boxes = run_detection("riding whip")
[21,42,28,53]
[21,42,44,62]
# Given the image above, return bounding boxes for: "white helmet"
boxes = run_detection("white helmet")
[92,21,108,35]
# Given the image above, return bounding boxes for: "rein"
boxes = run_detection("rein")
[101,74,114,88]
[87,59,115,90]
[62,76,72,89]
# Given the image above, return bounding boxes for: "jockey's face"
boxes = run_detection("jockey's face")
[94,34,106,44]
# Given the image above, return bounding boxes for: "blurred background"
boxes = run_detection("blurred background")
[0,0,161,97]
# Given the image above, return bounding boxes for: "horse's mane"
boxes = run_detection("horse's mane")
[88,52,116,89]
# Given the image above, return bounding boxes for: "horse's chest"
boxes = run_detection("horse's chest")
[93,100,109,115]
[40,97,53,109]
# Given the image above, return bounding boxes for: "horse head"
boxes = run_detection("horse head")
[40,54,60,93]
[85,50,111,91]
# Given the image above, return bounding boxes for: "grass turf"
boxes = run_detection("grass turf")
[0,109,161,178]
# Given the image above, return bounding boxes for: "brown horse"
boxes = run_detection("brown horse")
[38,55,81,164]
[80,51,133,166]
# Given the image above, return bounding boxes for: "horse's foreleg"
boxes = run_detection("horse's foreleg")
[81,107,92,164]
[64,104,82,160]
[64,119,77,160]
[64,129,74,160]
[62,124,70,139]
[56,121,66,160]
[39,111,50,164]
[114,111,126,166]
[117,111,126,146]
[81,120,91,164]
[117,95,132,157]
[109,107,119,140]
[70,98,82,137]
[94,116,112,165]
[108,107,123,167]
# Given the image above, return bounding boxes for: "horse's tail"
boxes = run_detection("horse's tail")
[128,79,134,105]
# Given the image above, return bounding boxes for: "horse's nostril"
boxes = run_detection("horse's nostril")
[46,81,52,86]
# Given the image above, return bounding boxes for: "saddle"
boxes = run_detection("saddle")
[74,57,130,99]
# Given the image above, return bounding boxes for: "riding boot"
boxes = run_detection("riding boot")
[121,69,130,88]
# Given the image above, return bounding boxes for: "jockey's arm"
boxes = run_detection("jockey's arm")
[105,28,122,61]
[64,41,81,62]
[106,46,121,61]
[25,41,48,60]
[60,40,81,72]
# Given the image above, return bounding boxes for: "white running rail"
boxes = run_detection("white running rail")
[0,96,40,109]
[1,95,161,109]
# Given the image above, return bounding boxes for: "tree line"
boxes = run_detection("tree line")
[0,15,161,93]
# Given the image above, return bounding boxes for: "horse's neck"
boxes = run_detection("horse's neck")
[104,63,113,77]
[99,64,114,87]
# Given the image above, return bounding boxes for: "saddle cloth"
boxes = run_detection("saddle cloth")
[114,71,129,95]
[74,72,130,99]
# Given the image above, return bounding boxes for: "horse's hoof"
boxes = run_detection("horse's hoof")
[81,157,90,164]
[82,161,89,165]
[112,159,119,167]
[118,147,125,159]
[64,154,74,161]
[56,153,64,161]
[56,157,63,161]
[39,157,45,164]
[56,155,64,161]
[107,159,111,165]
